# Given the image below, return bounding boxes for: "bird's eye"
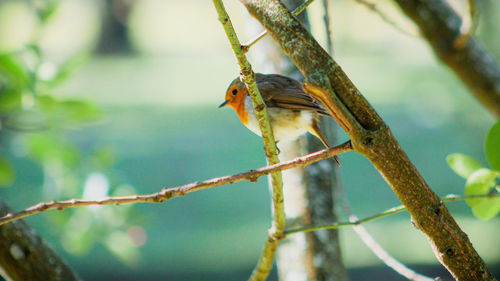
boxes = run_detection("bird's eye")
[232,89,238,95]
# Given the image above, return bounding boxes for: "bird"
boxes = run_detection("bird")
[219,73,339,164]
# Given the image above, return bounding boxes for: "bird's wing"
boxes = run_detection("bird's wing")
[256,74,330,116]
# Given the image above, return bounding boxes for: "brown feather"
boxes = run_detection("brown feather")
[309,118,340,165]
[229,74,329,116]
[255,74,329,115]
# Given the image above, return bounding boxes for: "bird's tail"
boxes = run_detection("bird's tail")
[309,119,340,165]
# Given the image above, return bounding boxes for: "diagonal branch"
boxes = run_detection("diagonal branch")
[284,193,498,233]
[0,141,351,227]
[284,193,499,280]
[241,0,316,52]
[394,0,500,118]
[352,0,418,37]
[240,0,494,280]
[348,215,435,281]
[0,199,81,281]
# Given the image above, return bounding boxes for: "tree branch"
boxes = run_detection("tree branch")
[0,140,350,224]
[338,188,436,281]
[212,0,285,236]
[348,215,435,281]
[394,0,500,118]
[241,0,316,52]
[240,0,494,280]
[0,199,81,281]
[284,193,498,233]
[352,0,418,37]
[288,193,499,281]
[213,1,289,280]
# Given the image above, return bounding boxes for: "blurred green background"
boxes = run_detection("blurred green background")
[0,0,499,280]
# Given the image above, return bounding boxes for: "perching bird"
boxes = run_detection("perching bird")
[219,73,339,164]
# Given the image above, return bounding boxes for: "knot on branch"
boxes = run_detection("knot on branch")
[268,227,284,241]
[248,172,259,183]
[445,248,455,258]
[432,202,444,217]
[255,104,265,112]
[350,126,390,155]
[158,188,174,201]
[268,232,284,242]
[361,135,374,146]
[239,68,254,83]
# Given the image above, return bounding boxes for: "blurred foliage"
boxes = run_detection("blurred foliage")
[447,120,500,220]
[0,0,140,265]
[0,156,14,187]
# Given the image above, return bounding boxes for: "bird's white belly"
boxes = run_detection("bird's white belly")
[244,96,312,143]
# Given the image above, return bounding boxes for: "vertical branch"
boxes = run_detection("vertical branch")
[322,0,333,56]
[212,1,285,280]
[248,0,348,280]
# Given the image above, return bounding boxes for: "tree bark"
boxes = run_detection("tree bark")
[240,1,495,280]
[247,1,347,280]
[394,0,500,118]
[0,198,80,281]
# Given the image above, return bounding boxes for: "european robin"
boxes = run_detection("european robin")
[219,73,339,164]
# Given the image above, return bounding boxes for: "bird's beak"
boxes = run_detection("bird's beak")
[218,99,231,108]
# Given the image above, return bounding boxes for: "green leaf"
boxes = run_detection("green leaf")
[465,168,498,205]
[60,100,100,122]
[446,153,484,179]
[27,134,80,167]
[0,89,22,113]
[0,156,15,187]
[36,0,60,23]
[45,53,88,86]
[465,168,500,220]
[471,199,500,220]
[37,95,58,113]
[485,120,500,171]
[0,53,29,86]
[36,96,100,125]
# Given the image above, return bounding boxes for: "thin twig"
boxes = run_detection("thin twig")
[454,0,480,49]
[349,214,436,281]
[0,142,352,227]
[340,192,435,281]
[468,0,479,35]
[352,0,418,37]
[241,0,316,53]
[322,0,333,56]
[284,193,499,235]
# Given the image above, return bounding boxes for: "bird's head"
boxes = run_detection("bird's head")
[218,77,248,111]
